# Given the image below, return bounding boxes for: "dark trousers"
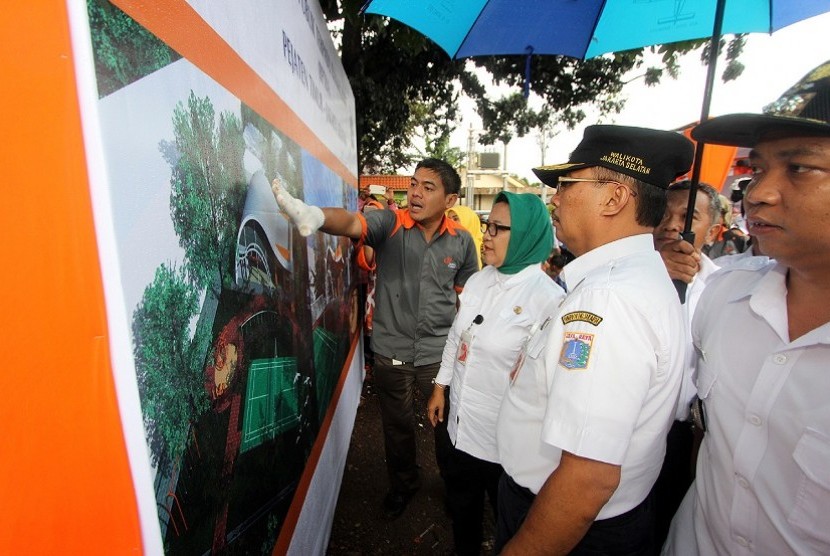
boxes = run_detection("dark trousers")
[444,446,503,555]
[496,474,656,555]
[373,354,451,494]
[653,420,694,547]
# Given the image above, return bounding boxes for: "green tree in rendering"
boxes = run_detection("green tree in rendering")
[169,92,247,296]
[133,263,209,470]
[86,0,181,97]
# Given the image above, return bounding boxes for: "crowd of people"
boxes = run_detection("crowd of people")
[273,71,830,555]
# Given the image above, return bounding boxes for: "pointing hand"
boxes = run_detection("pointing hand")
[272,179,324,237]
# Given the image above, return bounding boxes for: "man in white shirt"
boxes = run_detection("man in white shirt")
[651,180,722,545]
[496,125,694,555]
[664,65,830,555]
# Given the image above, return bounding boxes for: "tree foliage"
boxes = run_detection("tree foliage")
[168,92,247,295]
[320,0,745,173]
[86,0,181,97]
[133,263,208,471]
[402,100,467,167]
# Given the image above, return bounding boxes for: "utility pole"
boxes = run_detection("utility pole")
[538,131,548,204]
[466,125,477,208]
[502,141,508,191]
[536,121,559,205]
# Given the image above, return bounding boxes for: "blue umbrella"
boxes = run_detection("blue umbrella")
[361,0,828,62]
[360,0,830,300]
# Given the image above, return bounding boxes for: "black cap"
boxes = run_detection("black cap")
[692,61,830,147]
[533,125,694,190]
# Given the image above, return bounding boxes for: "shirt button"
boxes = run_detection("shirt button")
[748,414,762,426]
[736,536,750,548]
[772,354,788,364]
[737,476,750,489]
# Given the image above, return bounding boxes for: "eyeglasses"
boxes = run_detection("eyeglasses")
[481,221,511,237]
[555,176,637,197]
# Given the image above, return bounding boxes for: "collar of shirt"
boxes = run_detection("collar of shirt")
[492,263,543,290]
[397,209,459,237]
[728,260,783,305]
[561,234,655,291]
[734,262,830,346]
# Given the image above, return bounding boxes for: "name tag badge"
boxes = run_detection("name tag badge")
[457,329,473,365]
[510,321,545,386]
[509,349,527,386]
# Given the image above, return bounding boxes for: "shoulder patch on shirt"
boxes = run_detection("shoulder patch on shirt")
[561,311,603,326]
[558,332,594,370]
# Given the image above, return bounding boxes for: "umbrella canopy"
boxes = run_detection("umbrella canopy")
[363,0,829,61]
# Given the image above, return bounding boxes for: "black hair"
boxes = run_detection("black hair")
[668,180,722,225]
[415,158,462,195]
[558,247,576,265]
[549,253,569,269]
[594,167,666,227]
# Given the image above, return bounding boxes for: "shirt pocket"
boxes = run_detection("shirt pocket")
[496,306,539,386]
[788,427,830,551]
[525,323,548,359]
[455,293,482,328]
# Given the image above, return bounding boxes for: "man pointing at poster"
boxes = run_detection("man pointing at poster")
[273,158,479,519]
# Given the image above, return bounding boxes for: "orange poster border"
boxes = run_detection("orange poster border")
[272,331,362,554]
[110,0,357,186]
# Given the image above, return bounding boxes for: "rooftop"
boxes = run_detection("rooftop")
[358,175,409,191]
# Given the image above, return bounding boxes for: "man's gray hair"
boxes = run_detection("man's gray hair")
[668,180,721,225]
[594,166,667,228]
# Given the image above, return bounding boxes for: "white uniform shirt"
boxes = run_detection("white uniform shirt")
[675,253,720,420]
[664,259,830,556]
[497,234,685,519]
[713,244,770,269]
[436,264,565,462]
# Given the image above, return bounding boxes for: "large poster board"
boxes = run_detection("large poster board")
[68,0,360,553]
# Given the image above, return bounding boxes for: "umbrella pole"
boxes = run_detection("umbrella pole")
[675,0,727,302]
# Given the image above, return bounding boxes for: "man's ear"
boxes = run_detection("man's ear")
[445,193,459,209]
[704,223,721,245]
[600,184,632,217]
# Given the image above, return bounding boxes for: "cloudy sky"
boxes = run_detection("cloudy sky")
[452,11,830,183]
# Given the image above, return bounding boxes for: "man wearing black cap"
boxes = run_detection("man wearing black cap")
[664,63,830,555]
[495,125,694,555]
